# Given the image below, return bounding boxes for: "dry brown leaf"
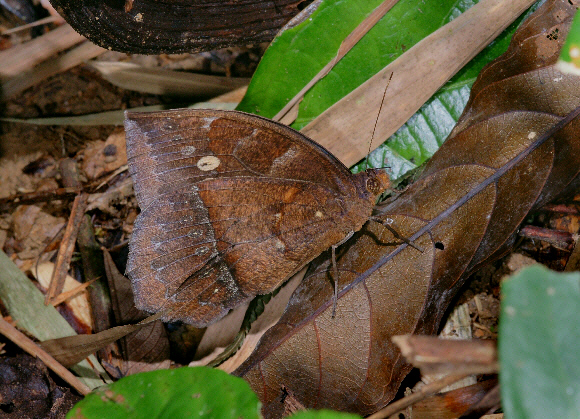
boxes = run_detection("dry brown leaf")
[103,250,171,375]
[234,1,580,416]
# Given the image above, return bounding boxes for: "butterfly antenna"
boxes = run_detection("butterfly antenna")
[366,72,393,170]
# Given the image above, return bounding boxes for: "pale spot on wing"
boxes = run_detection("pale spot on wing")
[315,210,323,218]
[182,145,196,155]
[528,131,537,140]
[197,156,221,171]
[271,147,298,170]
[188,229,203,238]
[194,246,209,256]
[201,117,218,128]
[274,239,286,252]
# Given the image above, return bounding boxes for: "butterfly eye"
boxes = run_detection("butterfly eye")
[366,176,381,194]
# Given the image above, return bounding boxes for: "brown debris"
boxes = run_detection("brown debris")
[80,130,128,180]
[9,205,65,262]
[0,353,82,418]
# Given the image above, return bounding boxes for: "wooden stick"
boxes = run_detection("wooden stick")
[0,317,91,395]
[302,0,537,166]
[392,335,498,371]
[45,193,89,305]
[367,373,472,419]
[50,279,96,307]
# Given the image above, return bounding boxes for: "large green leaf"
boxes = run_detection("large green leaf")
[238,0,481,122]
[67,367,261,419]
[237,0,539,179]
[499,266,580,419]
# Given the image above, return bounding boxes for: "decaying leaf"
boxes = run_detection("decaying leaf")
[47,0,313,54]
[234,0,580,416]
[103,250,171,375]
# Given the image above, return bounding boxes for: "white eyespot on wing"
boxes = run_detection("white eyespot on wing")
[197,156,221,171]
[315,210,323,218]
[528,131,537,140]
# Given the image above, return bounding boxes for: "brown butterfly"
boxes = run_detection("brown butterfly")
[125,109,390,326]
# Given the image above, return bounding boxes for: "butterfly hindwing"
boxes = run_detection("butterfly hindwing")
[125,109,363,326]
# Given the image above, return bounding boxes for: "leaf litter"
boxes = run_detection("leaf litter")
[0,0,579,418]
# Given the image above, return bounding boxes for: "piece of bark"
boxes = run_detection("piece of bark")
[392,335,498,375]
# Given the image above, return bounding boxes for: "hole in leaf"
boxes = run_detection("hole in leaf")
[1,403,15,413]
[435,242,445,250]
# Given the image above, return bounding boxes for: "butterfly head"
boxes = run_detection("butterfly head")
[363,168,390,196]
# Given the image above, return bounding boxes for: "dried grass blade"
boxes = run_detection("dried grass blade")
[1,41,106,99]
[0,24,84,79]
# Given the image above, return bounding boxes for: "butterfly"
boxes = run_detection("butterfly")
[125,109,390,326]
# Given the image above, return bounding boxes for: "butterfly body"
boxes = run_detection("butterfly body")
[125,109,389,326]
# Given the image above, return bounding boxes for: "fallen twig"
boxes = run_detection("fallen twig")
[45,193,89,305]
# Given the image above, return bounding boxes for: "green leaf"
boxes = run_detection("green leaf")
[291,409,362,419]
[67,367,261,419]
[557,8,580,75]
[499,266,580,419]
[237,0,539,179]
[238,0,480,123]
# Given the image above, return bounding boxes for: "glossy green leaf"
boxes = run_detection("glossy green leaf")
[237,0,539,179]
[499,266,580,419]
[238,0,481,122]
[67,367,261,419]
[291,410,362,419]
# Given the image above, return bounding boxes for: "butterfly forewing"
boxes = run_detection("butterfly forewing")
[125,109,386,326]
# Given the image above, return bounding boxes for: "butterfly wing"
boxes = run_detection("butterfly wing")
[125,109,361,326]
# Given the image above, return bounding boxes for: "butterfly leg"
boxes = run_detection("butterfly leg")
[369,216,424,252]
[331,231,355,318]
